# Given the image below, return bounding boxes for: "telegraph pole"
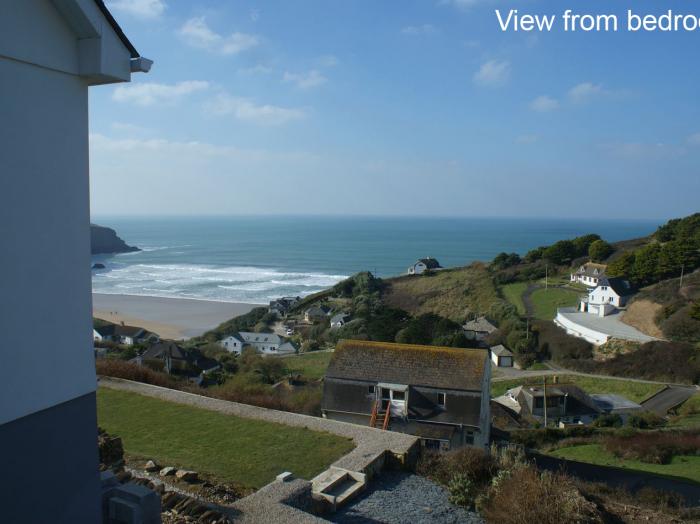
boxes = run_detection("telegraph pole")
[680,264,685,290]
[545,264,549,290]
[543,376,548,427]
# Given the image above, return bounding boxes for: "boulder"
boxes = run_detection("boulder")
[144,460,160,472]
[92,263,106,269]
[160,466,177,477]
[175,470,198,483]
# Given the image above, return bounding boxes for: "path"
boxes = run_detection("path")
[641,386,697,416]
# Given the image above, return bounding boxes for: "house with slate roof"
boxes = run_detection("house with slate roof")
[407,257,442,275]
[570,262,607,288]
[220,331,297,356]
[495,384,603,425]
[463,316,498,342]
[322,340,491,451]
[490,345,513,367]
[578,276,634,317]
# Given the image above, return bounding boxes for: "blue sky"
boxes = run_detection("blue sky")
[89,0,700,219]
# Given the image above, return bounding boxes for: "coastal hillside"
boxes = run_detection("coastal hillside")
[91,224,139,255]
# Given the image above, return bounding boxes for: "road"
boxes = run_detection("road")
[640,386,697,416]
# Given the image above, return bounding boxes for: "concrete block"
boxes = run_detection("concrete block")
[276,471,294,482]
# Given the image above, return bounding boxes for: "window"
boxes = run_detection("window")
[464,431,474,445]
[437,392,446,407]
[368,386,375,395]
[392,390,405,401]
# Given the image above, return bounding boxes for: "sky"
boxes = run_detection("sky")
[89,0,700,219]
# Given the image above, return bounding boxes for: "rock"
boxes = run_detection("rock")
[175,470,198,483]
[97,429,124,469]
[160,466,177,477]
[92,262,106,269]
[91,224,139,255]
[144,460,160,472]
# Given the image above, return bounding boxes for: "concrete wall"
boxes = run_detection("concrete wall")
[554,313,609,345]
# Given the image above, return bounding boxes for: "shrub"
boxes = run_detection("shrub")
[481,467,601,524]
[417,446,496,487]
[95,359,178,389]
[532,320,593,362]
[448,474,475,507]
[592,413,622,428]
[603,431,700,464]
[660,305,700,342]
[588,240,613,262]
[626,411,666,430]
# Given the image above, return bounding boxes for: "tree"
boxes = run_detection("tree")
[588,239,613,262]
[572,234,601,257]
[543,240,576,265]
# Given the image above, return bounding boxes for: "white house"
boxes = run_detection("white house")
[304,305,332,322]
[463,316,497,341]
[407,257,442,275]
[220,332,297,356]
[93,324,153,345]
[570,262,607,288]
[579,277,632,317]
[330,312,351,329]
[0,2,149,522]
[490,345,513,367]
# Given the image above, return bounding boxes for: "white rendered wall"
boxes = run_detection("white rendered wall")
[0,56,96,425]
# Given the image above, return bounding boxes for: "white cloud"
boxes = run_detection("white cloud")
[205,93,305,125]
[317,55,339,67]
[106,0,165,19]
[112,81,209,106]
[473,60,510,87]
[179,17,258,55]
[568,82,605,103]
[687,133,700,146]
[516,134,539,144]
[401,24,437,35]
[530,95,559,112]
[283,70,328,90]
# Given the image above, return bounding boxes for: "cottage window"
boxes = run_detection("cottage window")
[392,390,405,401]
[368,386,375,395]
[464,431,474,445]
[437,392,446,407]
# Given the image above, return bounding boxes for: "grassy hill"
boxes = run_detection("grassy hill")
[381,262,501,322]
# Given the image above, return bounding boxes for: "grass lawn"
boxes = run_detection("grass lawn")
[501,282,528,315]
[285,351,333,380]
[550,443,700,484]
[491,374,662,403]
[530,287,581,320]
[97,388,353,489]
[669,393,700,429]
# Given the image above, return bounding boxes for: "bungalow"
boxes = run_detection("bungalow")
[495,384,602,425]
[220,332,297,356]
[322,340,491,451]
[570,262,607,288]
[269,296,301,317]
[93,324,156,345]
[330,313,351,329]
[490,345,513,368]
[578,276,633,317]
[304,305,332,323]
[590,394,642,424]
[407,257,442,275]
[136,341,219,377]
[463,316,497,341]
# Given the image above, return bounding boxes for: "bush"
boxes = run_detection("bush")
[660,305,700,342]
[448,474,475,508]
[603,431,700,464]
[533,320,593,362]
[588,240,613,262]
[592,413,622,428]
[417,446,496,487]
[96,359,179,389]
[481,467,601,524]
[626,411,666,430]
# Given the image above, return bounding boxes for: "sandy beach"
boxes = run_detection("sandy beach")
[93,293,261,340]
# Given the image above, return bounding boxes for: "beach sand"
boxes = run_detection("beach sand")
[92,293,261,340]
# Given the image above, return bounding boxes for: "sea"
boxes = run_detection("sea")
[91,216,660,304]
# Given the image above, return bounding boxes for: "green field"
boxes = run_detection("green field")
[491,374,662,403]
[97,388,353,488]
[285,351,333,380]
[530,287,581,320]
[669,393,700,429]
[501,282,528,315]
[550,443,700,484]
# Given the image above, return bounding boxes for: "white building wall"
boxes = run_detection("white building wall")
[0,0,135,426]
[554,313,609,345]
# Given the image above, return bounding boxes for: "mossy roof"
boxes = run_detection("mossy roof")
[326,340,488,391]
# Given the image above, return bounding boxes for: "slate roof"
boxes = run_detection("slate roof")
[141,341,188,360]
[463,316,497,334]
[599,276,634,297]
[239,332,283,345]
[490,345,513,357]
[94,324,146,338]
[416,257,441,269]
[330,313,351,324]
[326,340,488,391]
[573,262,607,278]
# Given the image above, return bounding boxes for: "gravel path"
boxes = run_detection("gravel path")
[331,472,483,524]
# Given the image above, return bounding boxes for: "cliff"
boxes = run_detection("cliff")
[91,224,139,255]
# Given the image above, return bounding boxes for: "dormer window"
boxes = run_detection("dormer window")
[437,392,446,407]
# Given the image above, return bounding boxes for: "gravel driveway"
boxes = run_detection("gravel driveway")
[331,472,483,524]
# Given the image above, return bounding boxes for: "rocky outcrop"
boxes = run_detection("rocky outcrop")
[91,224,139,254]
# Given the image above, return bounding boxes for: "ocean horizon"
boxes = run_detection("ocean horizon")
[91,215,660,304]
